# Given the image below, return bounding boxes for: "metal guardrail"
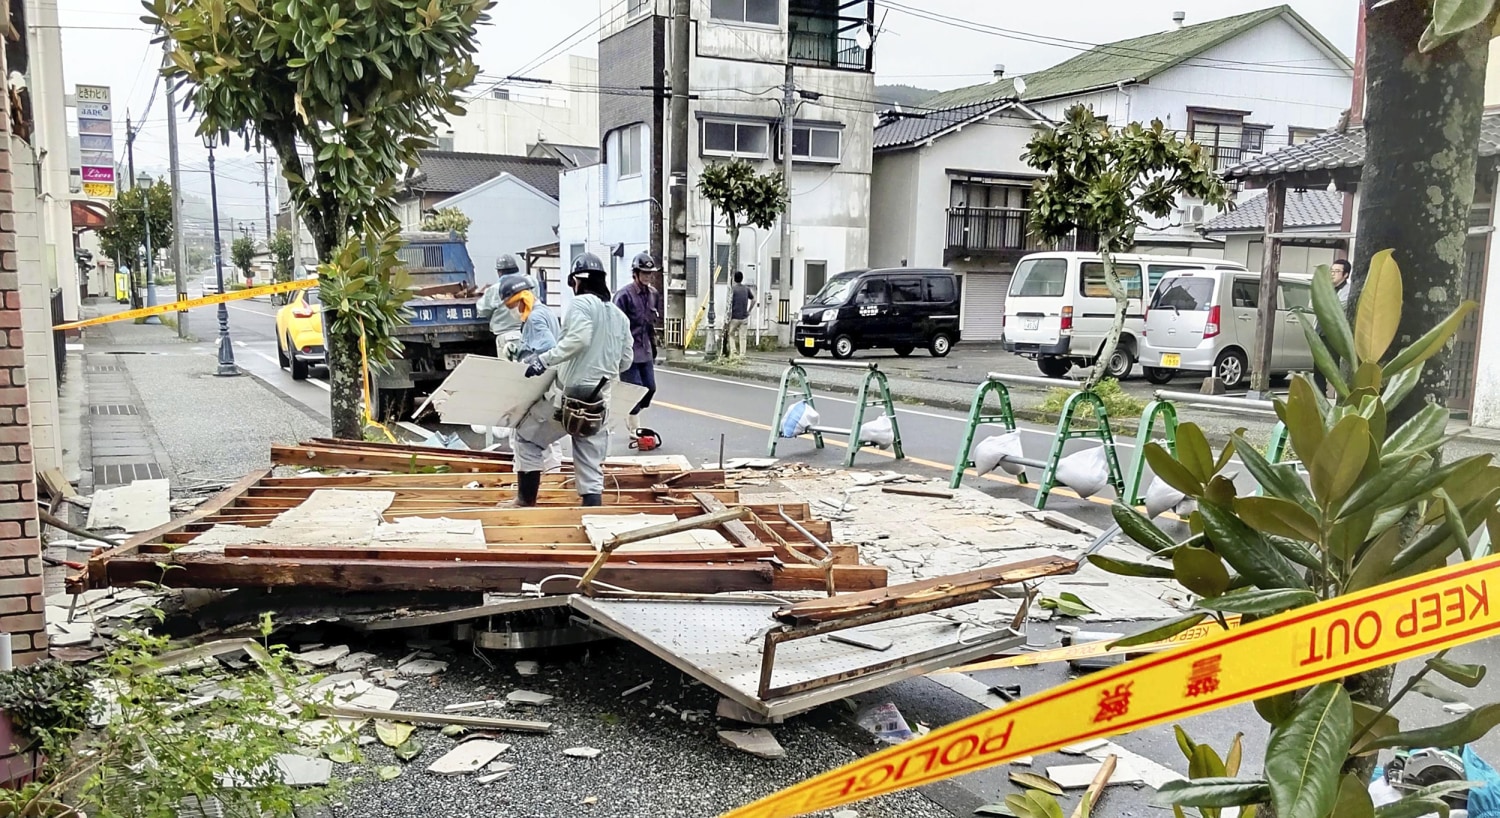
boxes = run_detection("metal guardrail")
[987,372,1081,390]
[787,358,879,371]
[1152,389,1275,412]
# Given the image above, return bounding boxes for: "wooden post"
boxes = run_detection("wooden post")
[1250,179,1286,397]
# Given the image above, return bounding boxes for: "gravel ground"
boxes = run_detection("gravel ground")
[299,635,955,818]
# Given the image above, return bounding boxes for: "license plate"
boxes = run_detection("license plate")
[803,338,815,348]
[444,353,466,370]
[1162,353,1181,368]
[1023,318,1039,331]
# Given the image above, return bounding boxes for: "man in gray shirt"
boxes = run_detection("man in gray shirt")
[727,271,755,358]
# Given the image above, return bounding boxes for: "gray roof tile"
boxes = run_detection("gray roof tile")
[874,102,1009,151]
[1224,110,1500,180]
[406,151,563,199]
[1202,188,1346,232]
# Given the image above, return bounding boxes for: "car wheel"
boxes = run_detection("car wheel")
[1215,349,1248,390]
[289,336,309,381]
[831,335,856,359]
[276,336,289,368]
[927,334,952,358]
[1104,346,1134,380]
[893,344,915,357]
[1143,366,1175,385]
[796,345,819,358]
[1037,357,1071,378]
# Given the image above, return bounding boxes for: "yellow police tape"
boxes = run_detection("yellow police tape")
[723,556,1500,818]
[53,278,319,331]
[943,615,1244,672]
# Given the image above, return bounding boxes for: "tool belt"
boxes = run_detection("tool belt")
[555,386,607,437]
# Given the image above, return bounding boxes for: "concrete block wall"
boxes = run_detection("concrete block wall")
[0,122,46,666]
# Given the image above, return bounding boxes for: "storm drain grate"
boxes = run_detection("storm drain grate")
[85,365,123,373]
[98,462,164,486]
[89,404,139,416]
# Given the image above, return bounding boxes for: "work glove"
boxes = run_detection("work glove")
[524,355,547,378]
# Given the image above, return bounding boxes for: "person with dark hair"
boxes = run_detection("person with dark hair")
[508,252,633,508]
[727,270,755,358]
[613,251,661,439]
[1314,258,1353,394]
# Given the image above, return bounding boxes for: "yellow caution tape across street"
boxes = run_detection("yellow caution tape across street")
[723,556,1500,818]
[53,278,318,331]
[944,615,1244,672]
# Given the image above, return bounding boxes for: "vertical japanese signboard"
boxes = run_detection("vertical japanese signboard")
[75,85,115,200]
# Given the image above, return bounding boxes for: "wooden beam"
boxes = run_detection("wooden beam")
[220,488,743,510]
[1250,177,1286,395]
[92,553,775,594]
[693,491,764,550]
[219,544,777,564]
[159,519,830,546]
[772,556,1078,626]
[256,470,729,490]
[771,564,888,592]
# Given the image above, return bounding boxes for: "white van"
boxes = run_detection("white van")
[1002,252,1249,379]
[1139,269,1315,390]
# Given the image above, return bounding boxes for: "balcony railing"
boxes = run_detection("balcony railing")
[945,207,1100,257]
[788,28,869,71]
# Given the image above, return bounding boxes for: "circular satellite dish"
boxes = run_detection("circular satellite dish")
[855,26,872,50]
[1013,76,1028,97]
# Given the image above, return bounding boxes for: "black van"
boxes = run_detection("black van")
[795,268,962,359]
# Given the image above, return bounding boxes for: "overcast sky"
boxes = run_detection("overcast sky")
[56,0,1358,231]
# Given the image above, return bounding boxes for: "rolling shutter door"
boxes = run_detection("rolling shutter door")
[961,272,1011,341]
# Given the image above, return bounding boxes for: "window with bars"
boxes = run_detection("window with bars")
[1188,109,1249,173]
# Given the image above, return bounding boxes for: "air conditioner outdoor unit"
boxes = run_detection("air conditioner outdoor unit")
[1183,205,1206,225]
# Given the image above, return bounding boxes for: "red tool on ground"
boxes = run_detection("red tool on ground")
[631,428,663,452]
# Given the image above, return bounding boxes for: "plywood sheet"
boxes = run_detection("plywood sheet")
[581,513,730,552]
[421,355,647,435]
[86,479,170,533]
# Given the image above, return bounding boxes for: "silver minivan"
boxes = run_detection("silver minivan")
[1138,269,1314,389]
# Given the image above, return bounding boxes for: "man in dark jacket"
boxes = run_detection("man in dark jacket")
[612,251,661,439]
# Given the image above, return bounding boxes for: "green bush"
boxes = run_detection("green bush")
[1038,377,1144,422]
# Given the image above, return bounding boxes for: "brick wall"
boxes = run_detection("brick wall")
[0,41,46,666]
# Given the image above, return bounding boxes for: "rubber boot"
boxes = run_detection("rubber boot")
[506,471,541,508]
[580,493,603,507]
[626,413,640,439]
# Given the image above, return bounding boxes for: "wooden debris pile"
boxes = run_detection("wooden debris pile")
[68,439,884,596]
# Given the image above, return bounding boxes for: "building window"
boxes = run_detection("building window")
[1187,108,1250,172]
[437,134,455,152]
[789,125,841,162]
[710,0,777,25]
[805,261,827,296]
[615,124,643,178]
[771,257,792,289]
[714,243,733,282]
[702,119,770,159]
[686,256,699,297]
[1289,126,1320,145]
[627,0,650,18]
[1243,124,1270,153]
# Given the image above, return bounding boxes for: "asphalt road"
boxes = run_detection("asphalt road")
[182,303,1500,816]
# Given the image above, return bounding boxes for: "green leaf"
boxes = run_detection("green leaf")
[1232,433,1314,508]
[1176,422,1216,484]
[1174,725,1198,760]
[1384,404,1452,460]
[1009,771,1064,796]
[324,740,361,763]
[1152,778,1271,809]
[1225,732,1244,777]
[1198,501,1309,590]
[1375,796,1455,818]
[376,720,414,747]
[1311,262,1355,367]
[1264,682,1352,818]
[1363,703,1500,753]
[1188,742,1227,779]
[377,764,401,780]
[1266,534,1324,573]
[1429,0,1498,39]
[1383,301,1478,381]
[1196,588,1317,616]
[1330,772,1376,818]
[1350,701,1401,756]
[1234,496,1322,543]
[1310,415,1371,509]
[1111,502,1178,553]
[1145,443,1204,497]
[1281,378,1327,466]
[1086,553,1175,579]
[1354,250,1401,362]
[1409,678,1467,704]
[1347,525,1405,592]
[1255,692,1298,727]
[1427,656,1486,688]
[393,738,424,761]
[1174,546,1232,598]
[1338,454,1425,520]
[1381,362,1424,408]
[1108,612,1210,648]
[1300,322,1350,397]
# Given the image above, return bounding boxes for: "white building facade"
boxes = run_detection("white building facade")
[558,0,875,344]
[868,6,1353,341]
[443,56,600,157]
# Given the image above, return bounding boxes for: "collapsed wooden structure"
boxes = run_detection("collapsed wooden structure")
[69,439,886,596]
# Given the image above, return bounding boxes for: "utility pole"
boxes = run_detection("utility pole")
[777,61,794,346]
[668,0,690,349]
[164,40,187,338]
[125,112,141,309]
[260,145,272,244]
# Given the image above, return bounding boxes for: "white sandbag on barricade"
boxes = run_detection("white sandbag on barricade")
[858,414,895,449]
[1143,475,1185,519]
[780,401,820,438]
[1056,445,1111,498]
[971,431,1026,476]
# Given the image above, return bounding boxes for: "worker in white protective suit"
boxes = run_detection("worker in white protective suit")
[510,252,633,507]
[476,254,527,359]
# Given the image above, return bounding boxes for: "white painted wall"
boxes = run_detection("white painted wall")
[1471,169,1500,428]
[11,141,61,475]
[1213,233,1338,274]
[432,175,559,289]
[447,55,599,154]
[557,164,652,310]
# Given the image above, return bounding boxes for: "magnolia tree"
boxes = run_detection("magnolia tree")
[1024,105,1227,387]
[421,206,472,239]
[231,235,257,284]
[697,160,788,301]
[151,0,492,439]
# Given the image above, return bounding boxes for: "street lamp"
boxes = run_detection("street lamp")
[138,174,161,324]
[202,134,239,377]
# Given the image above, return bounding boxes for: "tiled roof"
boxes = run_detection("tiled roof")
[406,151,563,199]
[1201,189,1346,232]
[1223,110,1500,181]
[922,6,1300,110]
[873,102,1008,150]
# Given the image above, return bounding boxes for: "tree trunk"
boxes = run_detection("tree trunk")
[1086,243,1123,389]
[306,225,363,440]
[1354,1,1490,430]
[725,221,739,358]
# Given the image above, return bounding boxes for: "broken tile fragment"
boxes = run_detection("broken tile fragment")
[274,754,333,787]
[562,747,602,759]
[514,660,539,676]
[427,740,508,776]
[717,728,785,759]
[506,689,554,706]
[397,659,448,677]
[335,652,375,672]
[295,645,351,668]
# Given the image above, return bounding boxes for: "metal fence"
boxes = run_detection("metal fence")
[945,207,1100,255]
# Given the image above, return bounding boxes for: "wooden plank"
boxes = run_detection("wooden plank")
[692,491,763,550]
[773,556,1078,626]
[223,488,743,510]
[256,470,729,490]
[95,553,775,594]
[881,485,956,499]
[194,501,804,525]
[160,520,826,546]
[220,544,777,564]
[70,467,271,592]
[771,564,888,593]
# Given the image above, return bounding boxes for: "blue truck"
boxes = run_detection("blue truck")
[372,231,495,419]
